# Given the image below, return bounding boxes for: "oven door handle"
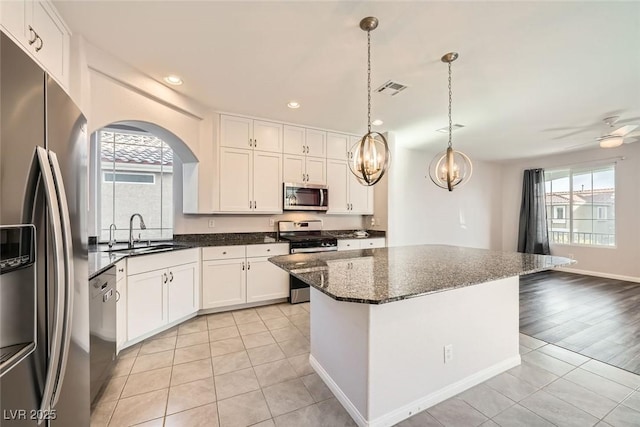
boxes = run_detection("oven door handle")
[319,188,324,207]
[291,247,338,254]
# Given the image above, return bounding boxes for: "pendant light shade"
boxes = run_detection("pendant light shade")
[349,17,391,187]
[428,52,472,191]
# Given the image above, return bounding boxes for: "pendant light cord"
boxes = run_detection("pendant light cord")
[448,60,453,148]
[367,29,372,134]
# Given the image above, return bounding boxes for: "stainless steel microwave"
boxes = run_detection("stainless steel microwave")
[283,183,328,211]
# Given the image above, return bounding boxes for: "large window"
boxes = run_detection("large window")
[99,128,173,242]
[545,165,615,246]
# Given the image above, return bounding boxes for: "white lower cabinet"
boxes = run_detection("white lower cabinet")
[337,237,386,251]
[202,244,289,309]
[246,257,289,302]
[125,249,199,343]
[115,261,127,353]
[202,258,247,309]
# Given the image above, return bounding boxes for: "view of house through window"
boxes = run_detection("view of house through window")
[544,165,615,246]
[99,127,173,242]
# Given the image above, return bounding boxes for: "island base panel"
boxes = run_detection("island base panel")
[309,276,521,427]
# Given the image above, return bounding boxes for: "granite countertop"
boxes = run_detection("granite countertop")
[269,245,573,305]
[88,230,386,279]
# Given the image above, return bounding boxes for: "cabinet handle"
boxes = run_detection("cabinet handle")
[35,36,43,52]
[169,271,174,282]
[163,273,168,283]
[242,262,245,271]
[254,139,257,147]
[28,26,37,44]
[254,201,257,209]
[247,261,251,270]
[115,290,120,302]
[249,138,252,147]
[118,268,124,273]
[306,174,309,182]
[347,203,349,210]
[302,173,305,182]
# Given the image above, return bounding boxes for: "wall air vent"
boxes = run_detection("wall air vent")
[376,80,408,96]
[436,124,465,133]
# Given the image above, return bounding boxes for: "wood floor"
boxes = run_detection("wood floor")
[520,271,640,375]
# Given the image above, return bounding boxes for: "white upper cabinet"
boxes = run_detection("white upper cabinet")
[283,155,305,183]
[327,159,350,214]
[305,129,326,157]
[220,115,282,153]
[220,115,252,149]
[253,120,282,152]
[0,0,70,89]
[327,133,350,161]
[220,147,253,212]
[253,151,282,213]
[327,158,373,215]
[283,125,305,155]
[305,156,326,185]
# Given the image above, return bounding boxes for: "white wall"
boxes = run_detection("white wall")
[501,143,640,280]
[385,144,503,250]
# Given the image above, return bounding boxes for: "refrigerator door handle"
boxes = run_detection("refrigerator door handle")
[48,151,74,409]
[22,147,66,420]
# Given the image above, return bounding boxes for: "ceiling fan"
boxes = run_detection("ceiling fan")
[595,116,640,148]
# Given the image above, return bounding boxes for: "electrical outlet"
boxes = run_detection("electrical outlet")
[371,217,376,226]
[444,344,453,364]
[269,219,275,226]
[208,219,215,228]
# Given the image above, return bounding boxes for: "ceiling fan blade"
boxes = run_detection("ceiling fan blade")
[551,127,599,140]
[615,116,640,125]
[563,141,598,151]
[625,130,640,138]
[611,124,638,137]
[623,137,639,144]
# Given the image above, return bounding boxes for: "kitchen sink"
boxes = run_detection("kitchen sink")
[103,243,190,255]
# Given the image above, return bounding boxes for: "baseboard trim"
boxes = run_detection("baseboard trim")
[309,354,521,427]
[553,267,640,283]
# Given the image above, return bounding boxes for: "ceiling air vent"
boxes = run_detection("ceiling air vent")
[436,124,465,133]
[376,80,408,96]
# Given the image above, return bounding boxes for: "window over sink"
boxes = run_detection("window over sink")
[98,126,173,242]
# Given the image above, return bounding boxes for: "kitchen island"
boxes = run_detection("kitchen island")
[269,245,572,427]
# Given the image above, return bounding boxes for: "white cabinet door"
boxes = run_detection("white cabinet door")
[253,120,282,153]
[246,257,289,302]
[349,171,369,214]
[127,270,165,340]
[361,238,385,249]
[253,151,282,213]
[327,160,349,214]
[167,262,198,323]
[31,1,67,83]
[202,259,246,309]
[220,115,252,149]
[327,133,349,160]
[337,239,360,251]
[283,154,305,184]
[283,125,305,155]
[220,147,252,212]
[0,1,27,45]
[305,156,326,185]
[306,129,326,157]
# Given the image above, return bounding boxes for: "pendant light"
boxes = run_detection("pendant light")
[428,52,472,191]
[349,17,391,186]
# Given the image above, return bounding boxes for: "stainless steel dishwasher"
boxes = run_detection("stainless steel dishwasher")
[89,266,117,406]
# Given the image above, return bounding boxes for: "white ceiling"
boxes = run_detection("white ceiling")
[54,1,640,161]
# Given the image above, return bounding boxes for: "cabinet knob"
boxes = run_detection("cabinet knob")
[267,249,271,252]
[222,251,227,255]
[118,268,124,272]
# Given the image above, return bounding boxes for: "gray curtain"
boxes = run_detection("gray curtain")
[517,169,550,254]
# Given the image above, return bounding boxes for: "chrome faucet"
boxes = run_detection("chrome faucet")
[108,223,117,249]
[128,213,147,248]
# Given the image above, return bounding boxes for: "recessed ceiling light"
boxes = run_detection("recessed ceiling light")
[287,101,301,109]
[164,75,183,85]
[372,119,384,126]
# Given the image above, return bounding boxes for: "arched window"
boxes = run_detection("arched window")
[98,126,173,242]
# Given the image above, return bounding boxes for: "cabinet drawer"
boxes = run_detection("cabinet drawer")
[362,238,386,249]
[128,248,199,276]
[115,260,127,281]
[337,239,360,251]
[246,243,289,258]
[202,245,246,261]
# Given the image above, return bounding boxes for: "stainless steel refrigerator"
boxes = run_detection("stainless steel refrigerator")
[0,32,89,426]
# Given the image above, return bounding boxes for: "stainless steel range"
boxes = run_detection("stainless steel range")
[278,220,337,303]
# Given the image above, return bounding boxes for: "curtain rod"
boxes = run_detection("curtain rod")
[526,156,625,171]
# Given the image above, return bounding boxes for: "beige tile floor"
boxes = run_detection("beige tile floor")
[92,302,640,427]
